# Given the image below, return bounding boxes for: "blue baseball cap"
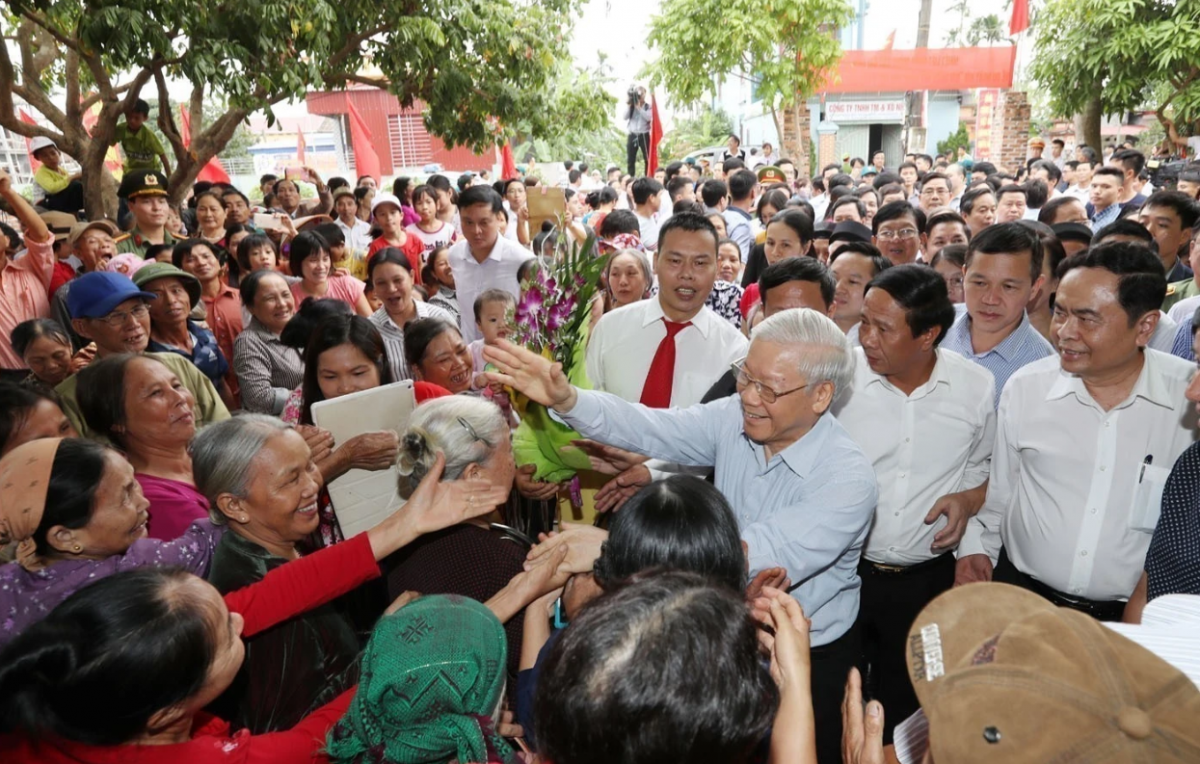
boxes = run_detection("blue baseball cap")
[67,271,157,319]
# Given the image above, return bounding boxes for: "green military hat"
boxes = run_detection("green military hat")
[117,169,170,200]
[757,166,787,184]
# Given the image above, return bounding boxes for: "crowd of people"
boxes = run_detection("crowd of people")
[1,103,1200,764]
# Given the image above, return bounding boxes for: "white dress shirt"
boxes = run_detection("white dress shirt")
[447,235,533,343]
[834,349,996,565]
[587,298,748,481]
[960,350,1199,601]
[586,298,748,408]
[1150,311,1179,353]
[335,217,373,257]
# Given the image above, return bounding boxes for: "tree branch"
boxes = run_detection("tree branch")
[327,23,391,70]
[154,68,186,160]
[65,48,81,126]
[19,11,81,54]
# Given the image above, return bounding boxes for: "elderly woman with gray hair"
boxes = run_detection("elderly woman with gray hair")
[193,413,512,734]
[383,394,530,699]
[485,307,879,763]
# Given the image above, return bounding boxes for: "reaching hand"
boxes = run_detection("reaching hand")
[295,424,336,466]
[526,522,608,574]
[0,168,11,194]
[514,463,562,501]
[482,340,576,411]
[569,439,649,475]
[344,431,401,472]
[70,344,96,374]
[594,464,652,513]
[842,668,886,764]
[745,567,791,602]
[758,592,812,694]
[512,543,572,603]
[403,451,511,536]
[954,553,994,587]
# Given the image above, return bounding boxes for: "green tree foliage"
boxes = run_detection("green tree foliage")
[0,0,606,216]
[936,123,970,157]
[1031,0,1200,153]
[642,0,853,171]
[660,106,735,161]
[509,57,619,170]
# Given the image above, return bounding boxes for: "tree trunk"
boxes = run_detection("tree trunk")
[1080,94,1102,153]
[795,103,812,177]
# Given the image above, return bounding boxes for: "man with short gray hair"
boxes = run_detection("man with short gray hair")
[484,308,877,764]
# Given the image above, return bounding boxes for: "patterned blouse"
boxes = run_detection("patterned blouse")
[427,288,461,328]
[233,318,305,414]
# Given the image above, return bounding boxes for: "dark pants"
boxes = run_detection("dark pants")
[42,181,84,215]
[856,553,955,744]
[993,549,1125,621]
[811,624,862,764]
[626,132,649,178]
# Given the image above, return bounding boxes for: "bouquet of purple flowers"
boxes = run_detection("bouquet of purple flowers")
[509,228,608,377]
[508,227,609,511]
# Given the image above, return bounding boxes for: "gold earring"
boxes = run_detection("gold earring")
[73,544,82,553]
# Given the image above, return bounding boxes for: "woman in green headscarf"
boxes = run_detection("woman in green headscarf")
[327,594,518,764]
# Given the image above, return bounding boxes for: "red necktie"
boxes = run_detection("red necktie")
[639,319,691,409]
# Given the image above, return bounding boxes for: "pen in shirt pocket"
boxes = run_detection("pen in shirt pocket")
[1139,455,1153,483]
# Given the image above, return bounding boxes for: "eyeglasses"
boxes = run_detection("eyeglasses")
[731,359,811,404]
[876,228,919,241]
[94,302,150,328]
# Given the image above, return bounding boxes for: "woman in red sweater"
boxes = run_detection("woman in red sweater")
[0,448,516,763]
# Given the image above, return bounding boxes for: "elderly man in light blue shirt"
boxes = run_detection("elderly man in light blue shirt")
[485,308,876,764]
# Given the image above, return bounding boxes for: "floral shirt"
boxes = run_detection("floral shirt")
[428,288,462,328]
[706,280,744,328]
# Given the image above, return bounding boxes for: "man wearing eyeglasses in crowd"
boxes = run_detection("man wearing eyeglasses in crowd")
[872,200,928,265]
[56,271,230,439]
[483,309,876,764]
[916,171,952,215]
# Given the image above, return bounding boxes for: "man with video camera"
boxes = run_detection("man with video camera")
[625,85,652,178]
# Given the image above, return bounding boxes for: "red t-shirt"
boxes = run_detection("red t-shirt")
[367,234,423,284]
[49,260,76,299]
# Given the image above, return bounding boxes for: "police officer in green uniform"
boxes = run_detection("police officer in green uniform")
[115,169,178,256]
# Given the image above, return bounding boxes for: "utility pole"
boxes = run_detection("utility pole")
[905,0,934,154]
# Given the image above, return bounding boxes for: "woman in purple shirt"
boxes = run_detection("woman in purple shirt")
[77,354,210,540]
[0,437,223,647]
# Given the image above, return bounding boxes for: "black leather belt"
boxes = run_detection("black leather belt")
[859,552,955,576]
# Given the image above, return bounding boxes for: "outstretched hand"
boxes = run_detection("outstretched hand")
[404,451,511,536]
[482,340,576,411]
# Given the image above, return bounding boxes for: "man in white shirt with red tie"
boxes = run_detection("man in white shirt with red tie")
[957,242,1199,621]
[585,213,748,504]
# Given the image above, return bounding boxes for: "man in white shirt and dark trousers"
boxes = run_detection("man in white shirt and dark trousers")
[833,264,995,743]
[446,186,534,343]
[631,177,664,252]
[958,242,1199,621]
[586,213,748,505]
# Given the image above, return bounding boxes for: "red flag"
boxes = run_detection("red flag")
[500,142,517,179]
[648,94,663,176]
[346,100,381,184]
[297,128,307,164]
[179,105,231,184]
[1010,0,1029,35]
[19,110,41,170]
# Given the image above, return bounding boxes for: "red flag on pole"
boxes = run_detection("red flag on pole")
[179,105,231,184]
[297,128,307,164]
[19,110,40,170]
[648,94,663,176]
[500,142,517,179]
[1010,0,1030,35]
[346,100,381,184]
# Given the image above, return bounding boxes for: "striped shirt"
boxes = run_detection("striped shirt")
[233,318,305,414]
[369,301,455,381]
[1090,203,1121,232]
[1171,317,1195,362]
[941,307,1054,409]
